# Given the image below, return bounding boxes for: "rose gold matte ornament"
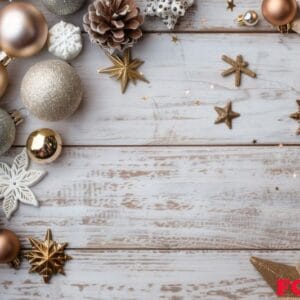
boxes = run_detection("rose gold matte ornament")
[0,229,21,268]
[0,2,48,58]
[262,0,298,26]
[0,63,8,98]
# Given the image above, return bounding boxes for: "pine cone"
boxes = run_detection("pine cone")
[83,0,143,52]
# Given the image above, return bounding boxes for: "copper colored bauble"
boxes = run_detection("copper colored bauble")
[0,63,8,98]
[0,2,48,58]
[26,128,62,164]
[0,229,21,268]
[262,0,298,26]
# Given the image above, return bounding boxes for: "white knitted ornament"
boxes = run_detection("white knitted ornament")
[145,0,194,30]
[48,21,83,61]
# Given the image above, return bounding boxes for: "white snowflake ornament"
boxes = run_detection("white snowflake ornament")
[145,0,194,30]
[0,149,46,219]
[48,21,83,61]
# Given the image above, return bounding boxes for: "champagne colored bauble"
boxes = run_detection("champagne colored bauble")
[41,0,87,16]
[0,63,8,99]
[0,2,48,58]
[21,60,83,122]
[0,108,16,155]
[262,0,297,26]
[0,229,20,266]
[26,128,62,164]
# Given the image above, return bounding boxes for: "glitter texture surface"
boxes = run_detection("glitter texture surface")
[21,60,83,122]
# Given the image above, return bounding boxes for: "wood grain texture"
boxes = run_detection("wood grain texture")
[1,146,299,249]
[0,250,298,300]
[13,0,275,32]
[2,34,300,145]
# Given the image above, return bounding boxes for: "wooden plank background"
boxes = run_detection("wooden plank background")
[0,0,299,299]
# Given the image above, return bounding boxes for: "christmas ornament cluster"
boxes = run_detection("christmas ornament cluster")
[0,0,300,288]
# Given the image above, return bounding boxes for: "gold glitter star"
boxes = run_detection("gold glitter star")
[171,35,179,43]
[221,55,256,87]
[227,0,236,11]
[24,229,71,284]
[98,49,149,94]
[214,101,240,129]
[290,100,300,135]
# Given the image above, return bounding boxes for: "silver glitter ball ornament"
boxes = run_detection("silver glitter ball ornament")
[0,109,16,155]
[21,60,83,122]
[41,0,87,16]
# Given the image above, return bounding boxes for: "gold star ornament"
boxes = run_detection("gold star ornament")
[98,49,149,94]
[251,256,300,298]
[24,229,72,283]
[222,55,256,87]
[227,0,236,11]
[214,101,240,129]
[290,100,300,135]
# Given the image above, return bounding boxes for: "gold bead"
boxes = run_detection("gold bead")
[236,11,259,27]
[26,128,62,164]
[0,2,48,58]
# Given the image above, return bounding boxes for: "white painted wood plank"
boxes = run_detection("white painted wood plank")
[2,34,300,145]
[0,250,297,300]
[1,146,299,249]
[4,0,274,32]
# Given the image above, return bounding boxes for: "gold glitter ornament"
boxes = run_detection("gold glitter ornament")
[24,229,72,284]
[251,256,300,297]
[214,101,240,129]
[0,229,21,268]
[99,49,149,94]
[26,128,62,164]
[221,55,256,87]
[21,60,83,121]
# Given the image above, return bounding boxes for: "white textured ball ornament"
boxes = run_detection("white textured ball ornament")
[21,60,83,122]
[48,21,82,61]
[41,0,86,15]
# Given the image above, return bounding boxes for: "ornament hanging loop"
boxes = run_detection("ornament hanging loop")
[277,23,292,33]
[0,52,13,67]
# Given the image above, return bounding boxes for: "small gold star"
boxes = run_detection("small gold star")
[98,49,149,94]
[290,100,300,135]
[221,55,256,87]
[214,101,240,129]
[24,229,71,284]
[171,35,179,43]
[227,0,236,11]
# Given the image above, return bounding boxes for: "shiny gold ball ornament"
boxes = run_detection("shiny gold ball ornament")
[21,60,83,121]
[26,128,62,164]
[262,0,298,26]
[0,2,48,58]
[0,229,21,268]
[236,10,260,26]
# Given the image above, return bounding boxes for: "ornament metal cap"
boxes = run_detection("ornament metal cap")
[9,110,23,126]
